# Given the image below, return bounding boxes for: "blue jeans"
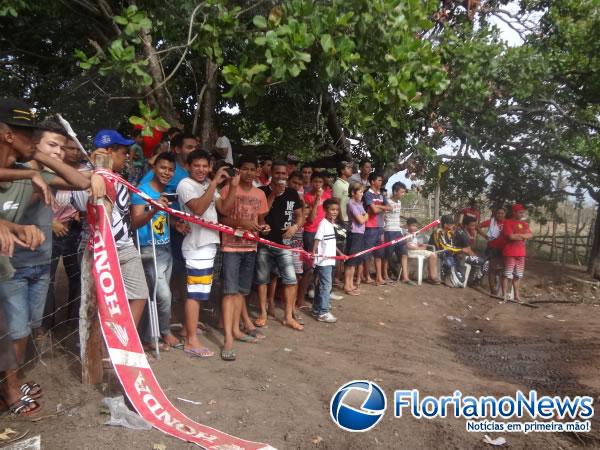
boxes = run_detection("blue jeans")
[140,245,173,340]
[0,264,51,340]
[312,265,334,315]
[255,246,297,285]
[221,251,256,296]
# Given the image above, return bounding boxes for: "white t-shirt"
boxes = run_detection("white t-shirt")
[215,136,233,165]
[314,218,337,266]
[384,198,402,231]
[176,177,220,255]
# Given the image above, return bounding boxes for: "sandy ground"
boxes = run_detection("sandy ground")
[2,259,599,449]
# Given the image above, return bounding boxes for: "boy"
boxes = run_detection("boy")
[312,198,344,323]
[131,152,180,349]
[363,172,391,285]
[176,150,230,358]
[217,155,269,361]
[405,218,441,284]
[501,204,532,302]
[383,181,411,285]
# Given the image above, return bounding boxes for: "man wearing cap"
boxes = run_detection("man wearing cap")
[90,129,149,327]
[501,204,533,303]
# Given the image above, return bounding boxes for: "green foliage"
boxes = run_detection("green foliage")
[129,101,169,136]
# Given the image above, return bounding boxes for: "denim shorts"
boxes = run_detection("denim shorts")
[364,227,385,258]
[384,231,408,258]
[255,246,297,285]
[0,264,51,340]
[221,251,257,295]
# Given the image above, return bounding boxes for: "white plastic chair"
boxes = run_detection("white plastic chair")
[397,245,436,286]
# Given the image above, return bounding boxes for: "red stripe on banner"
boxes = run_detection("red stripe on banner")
[89,201,275,450]
[94,170,439,260]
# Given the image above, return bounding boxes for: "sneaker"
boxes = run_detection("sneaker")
[308,288,315,299]
[317,312,337,323]
[330,292,344,301]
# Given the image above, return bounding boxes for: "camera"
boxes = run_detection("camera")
[225,166,236,177]
[163,193,178,203]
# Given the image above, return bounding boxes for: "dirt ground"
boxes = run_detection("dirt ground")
[2,259,600,450]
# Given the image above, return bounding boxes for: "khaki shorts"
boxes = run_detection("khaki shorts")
[118,245,150,300]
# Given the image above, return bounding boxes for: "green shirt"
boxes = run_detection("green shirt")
[332,177,350,222]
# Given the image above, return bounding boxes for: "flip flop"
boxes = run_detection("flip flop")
[169,341,184,350]
[184,347,214,358]
[235,334,259,344]
[345,290,360,296]
[254,316,268,328]
[8,395,41,417]
[298,305,311,311]
[245,329,267,340]
[220,349,236,361]
[19,382,42,400]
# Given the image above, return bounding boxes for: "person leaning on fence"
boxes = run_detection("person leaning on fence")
[89,129,149,328]
[176,150,231,358]
[501,203,533,303]
[383,181,413,285]
[405,218,441,284]
[131,152,181,351]
[217,155,269,361]
[478,206,507,295]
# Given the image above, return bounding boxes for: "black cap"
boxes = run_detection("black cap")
[0,98,38,129]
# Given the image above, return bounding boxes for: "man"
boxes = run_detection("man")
[301,164,313,194]
[176,150,230,358]
[255,161,304,331]
[349,159,372,186]
[332,161,353,227]
[217,156,269,360]
[0,98,49,417]
[90,129,148,328]
[256,156,272,187]
[215,135,233,165]
[131,152,181,350]
[363,172,391,285]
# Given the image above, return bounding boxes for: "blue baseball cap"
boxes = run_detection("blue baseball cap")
[93,129,135,148]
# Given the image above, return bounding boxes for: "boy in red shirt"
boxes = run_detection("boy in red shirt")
[501,204,533,302]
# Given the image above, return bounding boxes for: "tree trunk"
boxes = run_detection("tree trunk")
[199,60,218,150]
[321,91,351,159]
[140,28,178,126]
[588,205,600,280]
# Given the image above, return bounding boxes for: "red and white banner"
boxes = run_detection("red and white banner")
[89,201,276,450]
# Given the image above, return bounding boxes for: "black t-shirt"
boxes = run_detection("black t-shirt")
[454,227,471,249]
[260,186,302,244]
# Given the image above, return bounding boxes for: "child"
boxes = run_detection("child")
[478,206,507,294]
[312,198,343,322]
[430,214,463,287]
[363,172,391,285]
[501,204,532,302]
[344,183,368,295]
[383,181,412,285]
[405,218,441,284]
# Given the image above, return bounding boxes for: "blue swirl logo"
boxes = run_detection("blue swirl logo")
[330,380,387,432]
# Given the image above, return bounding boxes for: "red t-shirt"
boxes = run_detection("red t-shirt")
[480,218,505,249]
[303,190,331,233]
[501,219,531,257]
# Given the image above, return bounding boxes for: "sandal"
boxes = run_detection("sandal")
[402,279,417,286]
[245,329,267,340]
[19,382,42,400]
[282,320,304,331]
[292,310,305,325]
[426,278,442,285]
[184,347,214,358]
[254,316,268,328]
[220,349,236,361]
[235,334,259,344]
[344,290,360,296]
[8,395,41,417]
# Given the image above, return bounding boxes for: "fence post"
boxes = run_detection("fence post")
[79,246,104,384]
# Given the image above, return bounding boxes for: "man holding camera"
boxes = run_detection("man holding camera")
[131,152,180,349]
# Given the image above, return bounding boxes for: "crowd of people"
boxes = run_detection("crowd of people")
[0,97,532,418]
